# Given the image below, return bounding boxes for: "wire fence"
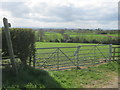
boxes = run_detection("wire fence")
[35,44,112,71]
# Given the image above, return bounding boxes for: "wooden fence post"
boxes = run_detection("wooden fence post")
[113,47,116,61]
[109,44,112,61]
[3,17,18,75]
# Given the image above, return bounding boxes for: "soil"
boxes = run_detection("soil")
[85,75,119,88]
[101,76,118,88]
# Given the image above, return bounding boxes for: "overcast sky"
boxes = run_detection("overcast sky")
[0,0,119,29]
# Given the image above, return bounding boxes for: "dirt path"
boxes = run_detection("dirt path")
[101,76,118,88]
[85,70,119,88]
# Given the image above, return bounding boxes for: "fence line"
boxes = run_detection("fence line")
[112,47,120,61]
[2,44,119,70]
[35,44,112,71]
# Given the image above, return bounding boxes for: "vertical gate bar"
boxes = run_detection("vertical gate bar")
[96,46,108,61]
[77,47,79,67]
[109,44,112,61]
[57,48,59,70]
[76,46,80,68]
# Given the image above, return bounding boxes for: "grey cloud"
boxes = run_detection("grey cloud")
[1,2,30,18]
[47,5,117,23]
[30,4,88,22]
[31,3,116,23]
[118,1,120,29]
[1,2,117,24]
[47,5,86,22]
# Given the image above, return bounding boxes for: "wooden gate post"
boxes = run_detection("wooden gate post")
[109,44,112,61]
[3,17,17,74]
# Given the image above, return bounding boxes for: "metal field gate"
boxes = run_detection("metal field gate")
[35,44,112,71]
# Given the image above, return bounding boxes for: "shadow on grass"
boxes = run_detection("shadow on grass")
[2,65,63,89]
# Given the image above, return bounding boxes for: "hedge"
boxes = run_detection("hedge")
[2,28,36,66]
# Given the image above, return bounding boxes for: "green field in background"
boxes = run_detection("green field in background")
[42,30,118,43]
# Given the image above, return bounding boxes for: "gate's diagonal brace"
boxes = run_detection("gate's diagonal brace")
[59,48,78,67]
[76,46,95,63]
[85,46,95,56]
[40,49,58,67]
[74,46,81,67]
[74,46,81,56]
[95,46,108,61]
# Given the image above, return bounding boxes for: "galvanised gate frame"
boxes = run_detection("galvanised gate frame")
[35,44,112,71]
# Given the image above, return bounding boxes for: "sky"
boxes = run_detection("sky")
[0,0,119,29]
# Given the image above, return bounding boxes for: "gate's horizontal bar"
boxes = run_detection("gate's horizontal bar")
[78,44,111,47]
[36,44,110,50]
[73,48,109,51]
[112,47,120,48]
[36,51,75,55]
[36,52,53,55]
[35,57,109,64]
[36,61,109,71]
[78,52,109,55]
[78,55,106,58]
[36,58,109,68]
[42,62,74,67]
[36,59,73,64]
[111,56,120,57]
[36,47,76,49]
[112,52,120,53]
[36,58,76,64]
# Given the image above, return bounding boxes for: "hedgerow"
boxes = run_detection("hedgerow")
[2,28,36,66]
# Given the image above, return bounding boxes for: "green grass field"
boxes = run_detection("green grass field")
[2,28,119,88]
[36,42,119,47]
[44,32,63,42]
[2,61,118,88]
[66,33,117,43]
[48,61,118,88]
[107,34,118,37]
[39,30,118,44]
[2,38,119,88]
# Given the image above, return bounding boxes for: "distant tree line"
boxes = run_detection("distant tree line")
[34,29,119,45]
